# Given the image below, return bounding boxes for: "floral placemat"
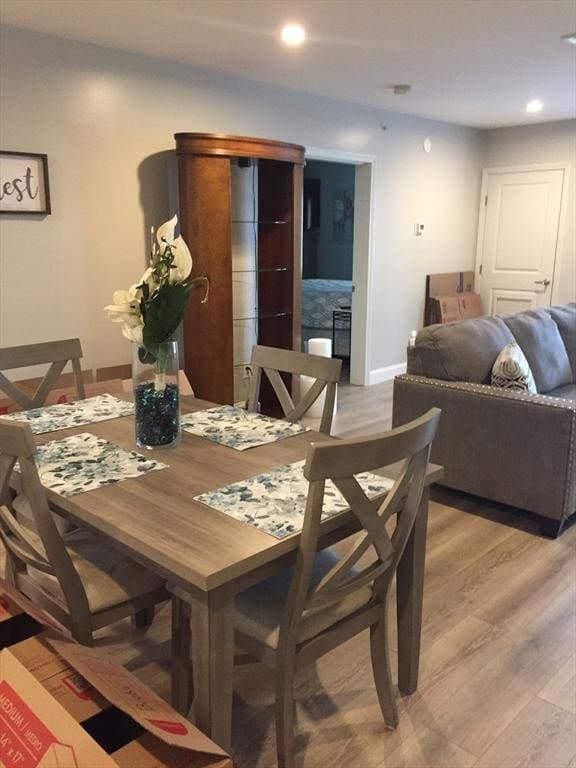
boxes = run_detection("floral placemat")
[0,394,134,435]
[181,405,309,450]
[194,460,394,538]
[27,432,168,497]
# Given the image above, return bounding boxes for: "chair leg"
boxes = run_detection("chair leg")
[133,606,155,629]
[275,656,296,768]
[370,602,399,730]
[171,596,193,715]
[72,620,95,647]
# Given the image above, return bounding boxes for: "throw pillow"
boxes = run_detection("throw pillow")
[491,342,537,394]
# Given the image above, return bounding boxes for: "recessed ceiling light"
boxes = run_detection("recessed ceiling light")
[526,99,543,114]
[563,34,576,45]
[281,24,306,47]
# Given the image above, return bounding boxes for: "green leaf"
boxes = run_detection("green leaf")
[138,346,157,365]
[142,282,192,348]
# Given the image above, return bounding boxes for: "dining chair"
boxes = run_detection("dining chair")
[172,407,440,768]
[0,419,169,645]
[0,338,86,411]
[0,339,88,535]
[247,345,342,435]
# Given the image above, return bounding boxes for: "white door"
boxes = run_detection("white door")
[477,167,566,315]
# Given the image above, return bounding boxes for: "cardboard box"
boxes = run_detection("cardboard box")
[0,582,231,768]
[433,291,483,324]
[424,271,477,326]
[435,295,461,324]
[427,271,475,298]
[458,291,483,320]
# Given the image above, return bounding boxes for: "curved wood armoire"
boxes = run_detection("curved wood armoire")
[175,133,305,406]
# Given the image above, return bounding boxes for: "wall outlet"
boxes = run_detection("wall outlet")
[414,222,425,236]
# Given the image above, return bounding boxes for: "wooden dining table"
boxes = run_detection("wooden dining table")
[28,395,443,751]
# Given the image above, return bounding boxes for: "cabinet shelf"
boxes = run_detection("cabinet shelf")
[232,267,291,274]
[233,311,292,322]
[231,219,289,225]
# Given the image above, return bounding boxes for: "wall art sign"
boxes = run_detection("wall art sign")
[0,151,51,214]
[333,189,354,241]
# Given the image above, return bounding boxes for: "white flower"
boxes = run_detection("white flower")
[155,214,192,282]
[104,286,140,324]
[169,235,192,282]
[156,215,178,254]
[121,322,143,345]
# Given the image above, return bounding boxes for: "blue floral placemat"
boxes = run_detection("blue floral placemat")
[181,405,309,450]
[27,432,168,497]
[0,394,134,435]
[194,460,394,538]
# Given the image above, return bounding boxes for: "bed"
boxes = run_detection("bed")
[301,278,353,352]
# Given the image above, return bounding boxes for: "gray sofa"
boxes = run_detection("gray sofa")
[393,304,576,537]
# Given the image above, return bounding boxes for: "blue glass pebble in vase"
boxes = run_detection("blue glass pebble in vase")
[132,340,180,449]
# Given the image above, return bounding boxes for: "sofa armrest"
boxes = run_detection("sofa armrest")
[393,374,576,522]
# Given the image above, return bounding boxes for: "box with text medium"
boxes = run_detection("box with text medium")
[0,584,231,768]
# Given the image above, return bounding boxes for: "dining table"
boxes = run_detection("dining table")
[20,394,443,752]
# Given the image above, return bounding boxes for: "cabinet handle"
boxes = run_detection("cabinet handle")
[534,278,551,287]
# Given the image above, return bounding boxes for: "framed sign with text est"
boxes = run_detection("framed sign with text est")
[0,151,51,215]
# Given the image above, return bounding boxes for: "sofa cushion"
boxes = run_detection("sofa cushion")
[503,309,573,393]
[491,342,537,393]
[410,316,515,384]
[546,303,576,381]
[546,383,576,401]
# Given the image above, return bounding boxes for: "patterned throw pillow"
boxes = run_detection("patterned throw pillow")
[491,342,537,393]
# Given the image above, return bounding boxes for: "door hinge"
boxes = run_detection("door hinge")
[479,264,483,275]
[484,195,488,206]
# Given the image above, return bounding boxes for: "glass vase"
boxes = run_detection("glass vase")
[132,340,180,449]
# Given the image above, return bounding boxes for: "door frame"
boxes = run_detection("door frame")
[305,146,376,386]
[474,162,571,307]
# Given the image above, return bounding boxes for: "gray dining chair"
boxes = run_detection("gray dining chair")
[0,338,86,410]
[247,344,342,435]
[0,339,88,535]
[172,407,441,767]
[0,419,169,645]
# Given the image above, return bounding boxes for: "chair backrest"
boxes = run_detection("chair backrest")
[247,345,342,435]
[0,420,90,629]
[279,407,441,649]
[0,339,85,410]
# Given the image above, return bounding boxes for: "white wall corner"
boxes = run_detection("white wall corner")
[368,362,407,385]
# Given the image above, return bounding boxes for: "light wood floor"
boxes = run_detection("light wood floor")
[9,381,576,767]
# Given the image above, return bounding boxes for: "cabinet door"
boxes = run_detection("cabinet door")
[180,155,234,404]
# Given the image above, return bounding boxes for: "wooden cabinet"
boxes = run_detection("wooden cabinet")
[175,133,305,405]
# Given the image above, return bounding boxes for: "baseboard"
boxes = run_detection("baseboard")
[368,362,407,386]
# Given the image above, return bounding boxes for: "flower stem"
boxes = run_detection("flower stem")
[154,344,168,392]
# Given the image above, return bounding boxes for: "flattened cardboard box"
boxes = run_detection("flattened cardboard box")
[0,582,231,768]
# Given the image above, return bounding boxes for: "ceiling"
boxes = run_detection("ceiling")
[1,0,575,128]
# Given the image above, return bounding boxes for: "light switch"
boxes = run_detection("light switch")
[414,222,425,236]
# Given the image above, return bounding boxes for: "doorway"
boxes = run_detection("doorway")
[302,160,355,381]
[302,148,374,386]
[475,163,569,314]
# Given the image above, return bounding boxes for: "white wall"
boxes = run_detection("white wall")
[484,120,576,305]
[0,26,484,381]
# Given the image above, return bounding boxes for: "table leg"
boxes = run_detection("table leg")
[190,583,235,751]
[396,486,429,694]
[171,596,192,715]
